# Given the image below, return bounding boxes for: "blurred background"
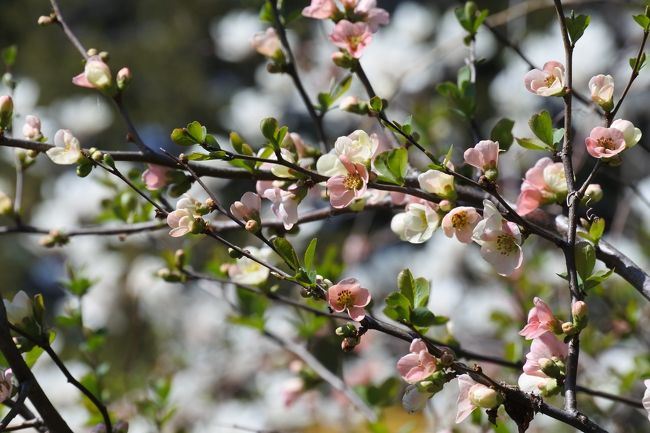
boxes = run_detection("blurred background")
[1,0,650,432]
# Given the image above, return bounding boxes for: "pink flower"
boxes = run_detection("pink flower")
[257,181,299,230]
[46,129,82,165]
[472,200,523,276]
[588,74,614,110]
[516,157,567,215]
[230,191,261,221]
[327,277,371,321]
[72,55,113,92]
[0,368,12,402]
[281,377,305,407]
[643,380,650,421]
[116,67,131,90]
[302,0,338,19]
[518,297,559,339]
[585,126,626,159]
[327,156,369,208]
[329,20,372,59]
[22,115,43,141]
[141,164,169,190]
[352,0,390,32]
[251,28,282,59]
[167,195,199,237]
[396,339,437,384]
[522,332,567,376]
[524,61,566,97]
[442,206,481,243]
[463,140,499,174]
[456,374,500,423]
[518,332,567,396]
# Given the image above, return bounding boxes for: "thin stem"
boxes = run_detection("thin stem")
[0,382,30,430]
[112,94,154,154]
[49,0,88,59]
[0,420,45,432]
[0,221,165,237]
[609,27,649,121]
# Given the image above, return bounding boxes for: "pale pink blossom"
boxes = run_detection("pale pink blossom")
[611,119,642,149]
[141,164,169,190]
[116,67,131,89]
[327,156,369,208]
[585,126,626,159]
[329,20,372,59]
[353,0,390,32]
[588,74,614,109]
[227,246,274,285]
[166,195,199,237]
[302,0,338,19]
[46,129,82,165]
[390,202,440,244]
[0,368,12,402]
[442,206,481,243]
[327,278,371,321]
[396,339,437,384]
[456,374,500,423]
[402,384,432,413]
[472,200,523,276]
[519,297,560,339]
[257,182,299,230]
[251,28,282,58]
[230,191,261,222]
[463,140,499,172]
[281,377,305,407]
[516,157,567,215]
[522,332,567,377]
[418,170,456,200]
[524,61,566,97]
[317,130,378,177]
[641,379,650,420]
[3,291,32,325]
[22,115,43,141]
[72,55,113,91]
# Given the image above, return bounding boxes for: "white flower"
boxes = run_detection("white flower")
[166,195,200,237]
[418,170,456,199]
[472,200,523,276]
[390,202,440,244]
[402,384,432,413]
[228,246,274,285]
[3,291,32,325]
[611,119,642,149]
[46,129,82,165]
[588,74,614,109]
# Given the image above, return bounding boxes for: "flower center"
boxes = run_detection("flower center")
[343,173,363,191]
[596,137,615,150]
[336,289,354,308]
[349,36,362,49]
[496,234,518,255]
[451,212,467,229]
[544,76,556,87]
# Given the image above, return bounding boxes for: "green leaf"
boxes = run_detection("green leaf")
[589,217,605,242]
[272,237,300,271]
[575,241,596,280]
[490,118,514,151]
[303,238,317,271]
[259,2,274,24]
[410,307,438,327]
[185,152,214,161]
[330,74,353,102]
[25,331,55,368]
[566,12,590,46]
[457,65,472,89]
[633,14,650,31]
[170,128,196,146]
[2,45,17,67]
[629,52,647,72]
[553,128,565,145]
[529,110,554,146]
[413,277,430,308]
[372,148,408,185]
[261,117,279,141]
[186,121,206,144]
[473,9,489,32]
[369,96,383,112]
[204,134,220,151]
[383,291,411,322]
[515,137,549,151]
[584,268,614,291]
[317,92,332,111]
[436,81,460,99]
[397,269,415,307]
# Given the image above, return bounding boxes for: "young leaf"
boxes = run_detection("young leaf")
[589,217,605,242]
[186,121,207,144]
[552,128,565,145]
[633,14,650,31]
[260,117,279,141]
[515,137,549,151]
[372,148,408,185]
[436,81,460,99]
[529,111,554,146]
[170,128,197,146]
[383,291,411,322]
[330,74,353,102]
[369,96,383,112]
[413,277,430,308]
[304,238,318,271]
[490,118,514,151]
[397,269,415,307]
[575,241,596,280]
[566,12,590,46]
[410,307,437,327]
[272,237,300,271]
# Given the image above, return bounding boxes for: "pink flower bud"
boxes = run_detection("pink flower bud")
[22,115,43,141]
[0,95,13,131]
[72,56,113,92]
[116,67,131,90]
[588,74,614,110]
[572,301,588,319]
[251,28,282,59]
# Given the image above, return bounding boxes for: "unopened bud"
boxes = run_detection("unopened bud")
[39,230,69,248]
[91,150,104,161]
[562,321,576,335]
[156,268,183,282]
[341,336,360,352]
[539,357,563,379]
[572,301,587,319]
[116,67,131,91]
[37,15,55,25]
[102,153,115,169]
[205,198,217,210]
[27,149,39,158]
[0,95,13,131]
[189,217,206,234]
[582,184,603,204]
[87,48,98,57]
[439,348,455,366]
[438,200,453,212]
[174,249,185,269]
[331,51,355,69]
[98,51,109,61]
[468,384,502,409]
[245,219,259,232]
[335,323,357,337]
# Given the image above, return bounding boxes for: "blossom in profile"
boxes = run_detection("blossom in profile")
[327,277,371,321]
[0,95,13,131]
[302,0,337,19]
[516,157,567,215]
[463,140,499,175]
[228,246,274,285]
[643,380,650,421]
[402,384,432,413]
[251,28,282,59]
[230,192,261,222]
[418,170,456,200]
[472,200,523,276]
[0,369,12,402]
[166,195,200,237]
[391,202,440,244]
[351,0,390,32]
[72,55,113,92]
[257,181,299,230]
[329,20,372,59]
[3,291,32,325]
[46,129,82,165]
[518,332,567,396]
[585,126,626,159]
[441,206,481,243]
[588,74,614,110]
[519,297,560,339]
[524,61,566,97]
[397,339,437,384]
[611,119,642,149]
[327,156,369,208]
[456,374,501,423]
[141,164,170,190]
[22,115,43,141]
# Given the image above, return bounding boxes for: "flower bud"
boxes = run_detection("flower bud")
[0,95,13,131]
[611,119,642,149]
[402,384,432,413]
[341,336,360,352]
[339,96,369,115]
[562,321,576,335]
[588,74,614,111]
[335,323,357,337]
[582,184,603,205]
[439,348,455,366]
[116,67,131,90]
[539,357,565,379]
[91,150,104,161]
[3,291,33,325]
[174,249,186,269]
[38,15,55,25]
[189,217,206,234]
[572,300,588,329]
[244,219,259,232]
[0,191,12,216]
[331,51,355,69]
[468,384,502,409]
[22,115,43,141]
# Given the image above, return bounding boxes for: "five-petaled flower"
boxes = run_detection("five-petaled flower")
[585,126,626,159]
[257,181,300,230]
[473,200,523,276]
[442,206,481,243]
[524,61,566,97]
[463,140,499,180]
[518,332,568,396]
[327,156,369,208]
[329,20,372,59]
[516,157,567,215]
[391,201,440,244]
[519,297,560,339]
[46,129,82,165]
[327,277,371,321]
[166,195,201,237]
[396,339,437,384]
[227,246,274,285]
[142,164,170,190]
[456,374,501,423]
